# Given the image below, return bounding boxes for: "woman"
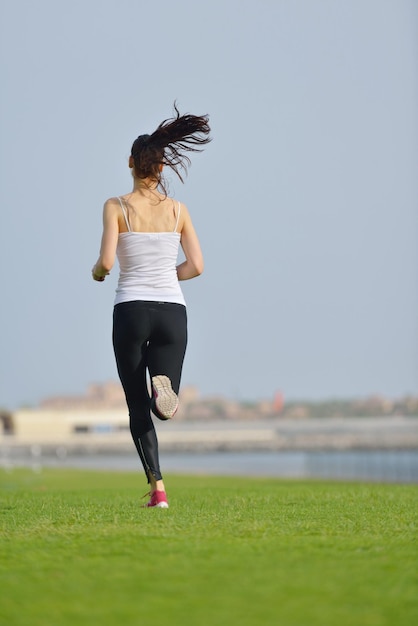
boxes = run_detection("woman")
[92,105,211,508]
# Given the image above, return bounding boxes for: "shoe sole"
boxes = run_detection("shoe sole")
[151,375,179,420]
[154,502,169,509]
[143,501,169,509]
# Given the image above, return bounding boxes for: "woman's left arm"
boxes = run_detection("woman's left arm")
[92,199,119,282]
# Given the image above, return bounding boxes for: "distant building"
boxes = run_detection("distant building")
[6,407,130,443]
[273,391,284,414]
[40,381,126,410]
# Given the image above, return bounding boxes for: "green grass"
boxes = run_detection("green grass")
[0,468,417,626]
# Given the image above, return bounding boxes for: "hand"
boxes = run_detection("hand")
[92,266,107,282]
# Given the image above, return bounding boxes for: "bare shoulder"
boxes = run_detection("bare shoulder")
[176,200,191,219]
[101,198,122,227]
[104,196,122,208]
[174,200,191,231]
[103,197,121,213]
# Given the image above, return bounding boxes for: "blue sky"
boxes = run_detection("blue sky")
[1,0,417,409]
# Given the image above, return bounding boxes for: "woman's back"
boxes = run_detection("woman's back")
[117,191,182,234]
[114,192,185,306]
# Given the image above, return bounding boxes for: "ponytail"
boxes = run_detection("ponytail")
[131,102,211,193]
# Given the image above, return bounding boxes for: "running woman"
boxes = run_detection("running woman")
[92,104,211,507]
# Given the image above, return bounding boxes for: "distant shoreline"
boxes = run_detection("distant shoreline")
[2,416,417,454]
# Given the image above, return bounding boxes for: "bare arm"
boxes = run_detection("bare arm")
[177,204,204,281]
[92,200,119,282]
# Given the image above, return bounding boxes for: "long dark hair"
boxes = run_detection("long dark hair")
[130,103,211,194]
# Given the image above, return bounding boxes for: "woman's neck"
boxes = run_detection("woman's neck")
[132,177,159,193]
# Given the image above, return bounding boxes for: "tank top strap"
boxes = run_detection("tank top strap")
[173,201,181,232]
[117,197,131,232]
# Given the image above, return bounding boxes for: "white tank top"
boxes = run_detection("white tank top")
[114,197,186,307]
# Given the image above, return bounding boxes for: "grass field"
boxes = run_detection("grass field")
[0,468,416,626]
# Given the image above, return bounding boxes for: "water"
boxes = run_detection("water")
[3,449,417,483]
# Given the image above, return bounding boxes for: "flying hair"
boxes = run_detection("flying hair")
[130,102,211,194]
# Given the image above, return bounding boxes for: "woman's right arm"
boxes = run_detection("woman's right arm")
[92,199,119,282]
[177,204,204,281]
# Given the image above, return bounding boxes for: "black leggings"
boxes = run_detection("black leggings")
[112,300,187,481]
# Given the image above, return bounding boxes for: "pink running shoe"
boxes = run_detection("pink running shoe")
[151,375,179,420]
[143,490,169,508]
